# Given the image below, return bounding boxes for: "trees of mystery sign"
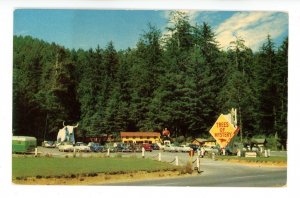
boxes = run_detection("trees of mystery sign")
[209,114,240,148]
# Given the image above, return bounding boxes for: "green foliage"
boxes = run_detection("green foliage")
[174,136,185,144]
[13,11,288,148]
[266,133,282,151]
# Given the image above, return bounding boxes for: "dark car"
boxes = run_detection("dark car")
[122,145,133,152]
[88,142,102,152]
[189,144,199,151]
[151,143,160,150]
[116,143,125,152]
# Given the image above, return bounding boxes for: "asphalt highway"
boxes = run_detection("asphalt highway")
[104,159,286,187]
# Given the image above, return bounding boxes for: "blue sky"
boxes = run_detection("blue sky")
[14,10,288,51]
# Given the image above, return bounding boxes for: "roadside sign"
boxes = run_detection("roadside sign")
[209,114,240,148]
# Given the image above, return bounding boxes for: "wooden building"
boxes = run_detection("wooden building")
[120,132,161,144]
[77,134,116,144]
[192,138,216,147]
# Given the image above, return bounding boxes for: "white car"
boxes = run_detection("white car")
[75,142,91,152]
[178,145,192,152]
[163,145,176,152]
[42,141,56,148]
[58,142,74,152]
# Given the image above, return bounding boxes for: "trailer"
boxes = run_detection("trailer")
[12,136,37,153]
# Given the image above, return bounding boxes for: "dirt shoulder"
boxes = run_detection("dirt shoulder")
[12,170,196,185]
[215,158,287,168]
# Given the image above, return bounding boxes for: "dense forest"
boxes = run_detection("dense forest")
[13,12,288,148]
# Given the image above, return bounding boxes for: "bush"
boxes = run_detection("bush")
[181,162,193,174]
[266,134,282,151]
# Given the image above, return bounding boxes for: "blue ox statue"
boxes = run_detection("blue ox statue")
[57,121,78,145]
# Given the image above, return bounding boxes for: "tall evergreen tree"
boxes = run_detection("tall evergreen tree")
[220,36,257,141]
[255,35,279,136]
[275,37,288,148]
[129,24,163,131]
[189,23,226,137]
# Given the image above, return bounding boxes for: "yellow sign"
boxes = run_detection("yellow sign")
[209,114,239,148]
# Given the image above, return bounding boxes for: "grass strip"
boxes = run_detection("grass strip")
[12,157,177,178]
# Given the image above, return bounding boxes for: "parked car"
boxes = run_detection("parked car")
[115,143,125,152]
[121,144,133,152]
[75,142,91,152]
[202,146,220,155]
[42,140,56,148]
[178,145,193,152]
[188,144,199,151]
[133,144,143,152]
[88,142,102,152]
[58,142,74,152]
[105,145,116,153]
[143,143,153,152]
[151,143,160,150]
[163,144,176,152]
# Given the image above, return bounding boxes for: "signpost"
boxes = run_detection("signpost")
[209,114,240,149]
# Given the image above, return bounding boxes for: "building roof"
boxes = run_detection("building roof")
[120,132,161,137]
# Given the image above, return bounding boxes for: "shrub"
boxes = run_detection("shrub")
[186,162,194,174]
[181,162,193,174]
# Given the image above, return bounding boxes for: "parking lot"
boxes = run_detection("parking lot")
[36,146,201,166]
[34,146,287,169]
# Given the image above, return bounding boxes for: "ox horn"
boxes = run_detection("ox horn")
[63,121,66,127]
[74,123,79,128]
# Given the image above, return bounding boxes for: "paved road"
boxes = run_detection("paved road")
[104,159,286,187]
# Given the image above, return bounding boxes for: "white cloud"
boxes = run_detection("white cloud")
[215,12,288,51]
